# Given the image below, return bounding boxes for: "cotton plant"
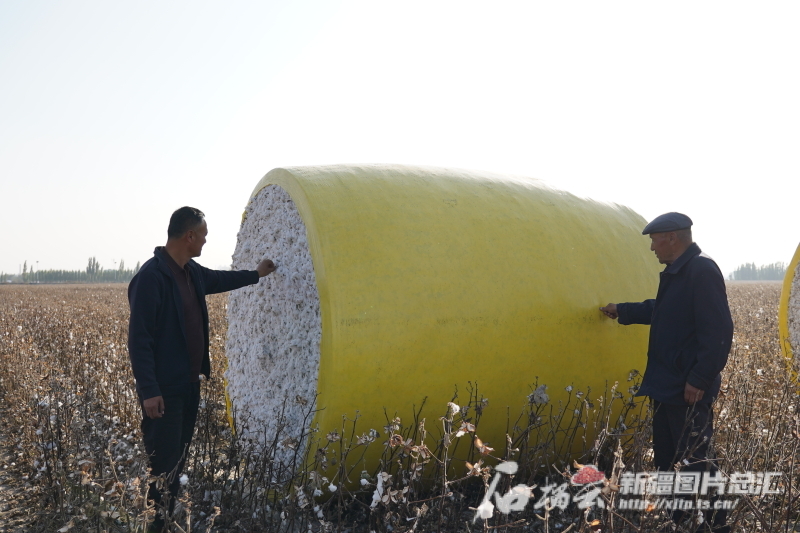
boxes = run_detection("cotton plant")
[528,384,549,405]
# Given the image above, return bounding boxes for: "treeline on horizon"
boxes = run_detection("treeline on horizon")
[728,262,786,281]
[0,257,140,284]
[0,259,789,284]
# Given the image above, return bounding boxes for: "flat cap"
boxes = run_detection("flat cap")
[641,212,693,235]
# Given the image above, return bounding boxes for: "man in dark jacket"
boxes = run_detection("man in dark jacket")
[128,206,276,531]
[600,212,733,533]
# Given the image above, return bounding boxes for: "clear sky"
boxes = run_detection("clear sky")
[1,1,798,277]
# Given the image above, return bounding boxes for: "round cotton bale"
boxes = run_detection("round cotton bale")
[225,164,660,469]
[779,243,800,376]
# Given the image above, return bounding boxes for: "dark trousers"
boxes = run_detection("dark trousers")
[652,400,729,533]
[141,382,201,521]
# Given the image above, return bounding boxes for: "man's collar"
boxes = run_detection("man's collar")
[154,246,191,271]
[664,242,701,274]
[153,246,167,264]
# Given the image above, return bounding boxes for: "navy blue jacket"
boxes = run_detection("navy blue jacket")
[618,243,733,405]
[128,247,259,400]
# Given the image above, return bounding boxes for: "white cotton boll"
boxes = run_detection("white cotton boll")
[180,474,189,486]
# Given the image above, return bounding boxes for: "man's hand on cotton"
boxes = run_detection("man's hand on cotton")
[257,259,277,277]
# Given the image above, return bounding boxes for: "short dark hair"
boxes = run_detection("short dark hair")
[675,228,693,245]
[168,207,205,239]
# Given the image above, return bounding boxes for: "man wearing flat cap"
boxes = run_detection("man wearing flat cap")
[601,212,733,533]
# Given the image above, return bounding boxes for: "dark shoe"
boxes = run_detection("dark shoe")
[700,506,729,533]
[695,524,730,533]
[147,517,166,533]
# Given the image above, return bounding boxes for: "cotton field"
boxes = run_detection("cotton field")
[0,282,798,533]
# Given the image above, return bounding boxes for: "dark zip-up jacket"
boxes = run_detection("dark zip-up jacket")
[128,247,259,400]
[617,243,733,405]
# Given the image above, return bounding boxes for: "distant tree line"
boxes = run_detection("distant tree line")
[729,262,786,281]
[1,257,141,284]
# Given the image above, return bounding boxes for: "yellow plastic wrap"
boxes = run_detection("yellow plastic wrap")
[229,164,660,465]
[779,243,800,378]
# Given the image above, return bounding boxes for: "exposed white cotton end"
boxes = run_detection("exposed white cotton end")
[790,263,800,362]
[226,184,321,459]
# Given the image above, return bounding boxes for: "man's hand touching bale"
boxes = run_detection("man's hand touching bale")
[256,259,277,277]
[599,303,619,320]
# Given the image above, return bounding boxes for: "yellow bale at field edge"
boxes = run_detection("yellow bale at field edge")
[226,164,661,464]
[779,243,800,379]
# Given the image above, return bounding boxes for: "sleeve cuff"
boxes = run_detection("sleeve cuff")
[617,303,631,325]
[138,383,163,400]
[687,370,712,391]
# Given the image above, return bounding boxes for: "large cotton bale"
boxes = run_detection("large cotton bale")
[225,164,660,469]
[779,243,800,375]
